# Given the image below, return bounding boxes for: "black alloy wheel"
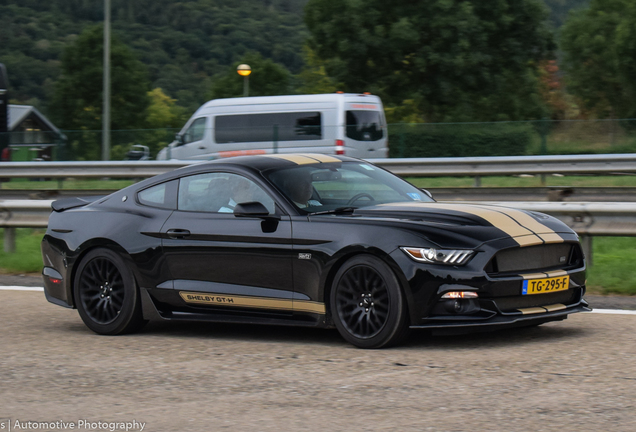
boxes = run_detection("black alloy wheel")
[331,255,408,349]
[74,248,147,335]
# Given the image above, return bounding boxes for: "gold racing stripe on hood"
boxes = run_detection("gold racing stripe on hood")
[473,205,565,244]
[423,203,544,247]
[263,154,340,165]
[383,202,561,247]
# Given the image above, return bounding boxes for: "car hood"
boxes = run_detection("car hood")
[352,202,572,248]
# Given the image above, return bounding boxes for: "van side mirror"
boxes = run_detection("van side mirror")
[175,133,184,146]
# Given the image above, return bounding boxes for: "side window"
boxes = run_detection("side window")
[183,117,207,144]
[137,180,178,209]
[346,111,384,141]
[177,172,275,214]
[215,112,322,143]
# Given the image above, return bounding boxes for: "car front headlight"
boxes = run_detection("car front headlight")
[400,247,474,265]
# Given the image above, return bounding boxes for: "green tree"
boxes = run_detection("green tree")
[304,0,554,122]
[51,25,150,131]
[208,52,292,99]
[146,88,188,129]
[560,0,629,118]
[615,2,636,119]
[295,46,341,94]
[50,25,150,159]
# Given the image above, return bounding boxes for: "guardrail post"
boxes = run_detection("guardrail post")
[3,227,16,253]
[580,235,593,267]
[273,124,279,154]
[474,176,481,187]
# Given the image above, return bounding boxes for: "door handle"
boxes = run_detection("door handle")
[166,229,191,239]
[198,146,206,150]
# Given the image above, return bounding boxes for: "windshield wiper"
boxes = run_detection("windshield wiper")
[308,207,357,216]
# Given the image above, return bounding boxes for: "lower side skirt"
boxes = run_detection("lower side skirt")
[140,287,329,328]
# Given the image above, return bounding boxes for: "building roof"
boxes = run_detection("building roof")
[8,104,61,134]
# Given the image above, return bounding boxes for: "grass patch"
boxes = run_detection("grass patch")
[1,229,634,295]
[0,178,136,190]
[587,237,636,295]
[0,228,46,274]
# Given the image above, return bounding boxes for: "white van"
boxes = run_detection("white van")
[156,93,388,160]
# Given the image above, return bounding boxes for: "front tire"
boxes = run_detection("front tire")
[330,255,408,348]
[73,248,147,335]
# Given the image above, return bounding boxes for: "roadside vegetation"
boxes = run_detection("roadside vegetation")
[1,228,634,296]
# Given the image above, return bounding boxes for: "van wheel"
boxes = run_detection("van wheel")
[330,255,408,349]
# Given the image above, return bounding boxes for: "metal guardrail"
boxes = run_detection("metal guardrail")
[4,186,636,202]
[2,153,636,181]
[2,199,636,263]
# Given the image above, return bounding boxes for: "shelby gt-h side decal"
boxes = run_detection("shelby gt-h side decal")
[179,291,326,314]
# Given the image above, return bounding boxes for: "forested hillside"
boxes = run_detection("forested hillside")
[0,0,309,114]
[0,0,590,118]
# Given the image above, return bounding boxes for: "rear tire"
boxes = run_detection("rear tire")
[330,255,409,349]
[73,248,147,335]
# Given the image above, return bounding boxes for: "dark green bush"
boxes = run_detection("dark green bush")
[388,123,534,158]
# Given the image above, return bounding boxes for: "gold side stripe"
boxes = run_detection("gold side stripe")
[179,291,325,314]
[544,303,567,312]
[518,307,547,315]
[293,301,326,314]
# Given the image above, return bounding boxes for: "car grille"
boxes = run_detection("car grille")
[485,243,583,275]
[485,289,578,312]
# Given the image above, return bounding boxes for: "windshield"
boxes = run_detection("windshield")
[265,161,433,213]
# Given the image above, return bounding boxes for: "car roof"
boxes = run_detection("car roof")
[130,153,359,192]
[180,153,357,173]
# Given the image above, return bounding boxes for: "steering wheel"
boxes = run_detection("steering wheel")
[347,193,375,206]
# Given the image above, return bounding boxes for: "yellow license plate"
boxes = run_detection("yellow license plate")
[522,275,570,295]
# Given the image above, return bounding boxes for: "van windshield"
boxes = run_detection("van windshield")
[265,161,433,213]
[346,111,384,141]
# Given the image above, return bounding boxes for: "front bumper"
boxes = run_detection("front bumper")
[411,296,591,335]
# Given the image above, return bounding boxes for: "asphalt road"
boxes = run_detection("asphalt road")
[1,289,636,432]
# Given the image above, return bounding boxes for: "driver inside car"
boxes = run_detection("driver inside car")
[282,170,322,209]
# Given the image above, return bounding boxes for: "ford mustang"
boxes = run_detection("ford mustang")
[41,154,589,348]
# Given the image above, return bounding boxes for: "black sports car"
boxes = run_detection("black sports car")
[41,154,589,348]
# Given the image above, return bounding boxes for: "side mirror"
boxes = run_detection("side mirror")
[234,202,278,219]
[175,133,184,146]
[421,189,433,199]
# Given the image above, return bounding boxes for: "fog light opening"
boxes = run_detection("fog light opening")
[441,291,478,299]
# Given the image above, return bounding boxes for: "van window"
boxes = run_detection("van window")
[183,117,207,144]
[215,112,322,143]
[346,111,384,141]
